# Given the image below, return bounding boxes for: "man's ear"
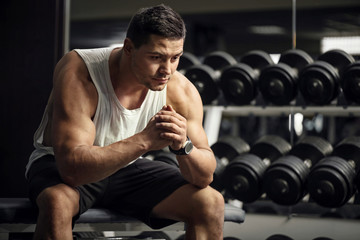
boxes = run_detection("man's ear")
[123,38,134,56]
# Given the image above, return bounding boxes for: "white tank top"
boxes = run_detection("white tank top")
[25,47,167,178]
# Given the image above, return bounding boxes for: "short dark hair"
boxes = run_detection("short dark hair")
[126,4,186,48]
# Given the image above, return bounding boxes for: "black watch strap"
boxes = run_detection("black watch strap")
[169,136,193,155]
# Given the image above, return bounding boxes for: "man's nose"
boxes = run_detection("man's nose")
[159,59,172,75]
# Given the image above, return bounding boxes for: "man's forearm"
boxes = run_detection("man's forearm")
[56,133,150,187]
[177,147,216,188]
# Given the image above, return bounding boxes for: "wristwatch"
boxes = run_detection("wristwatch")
[169,136,194,155]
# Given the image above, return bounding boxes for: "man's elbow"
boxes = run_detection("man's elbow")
[57,160,81,187]
[62,176,79,187]
[192,175,213,189]
[58,168,79,187]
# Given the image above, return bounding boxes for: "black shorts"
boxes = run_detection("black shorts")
[27,155,188,229]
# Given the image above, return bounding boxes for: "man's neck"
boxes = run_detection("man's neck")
[109,48,148,110]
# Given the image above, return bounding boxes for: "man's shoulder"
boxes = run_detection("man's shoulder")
[170,71,193,87]
[167,71,203,114]
[56,50,85,68]
[53,50,93,89]
[168,71,192,94]
[55,51,87,74]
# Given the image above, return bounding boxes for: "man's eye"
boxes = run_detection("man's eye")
[151,56,160,60]
[172,56,181,62]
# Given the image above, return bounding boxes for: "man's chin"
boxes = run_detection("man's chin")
[149,83,167,91]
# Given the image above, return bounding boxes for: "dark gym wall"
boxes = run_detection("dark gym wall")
[2,0,65,197]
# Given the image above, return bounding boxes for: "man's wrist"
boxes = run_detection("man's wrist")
[169,136,194,155]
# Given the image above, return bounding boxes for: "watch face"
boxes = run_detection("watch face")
[185,141,194,154]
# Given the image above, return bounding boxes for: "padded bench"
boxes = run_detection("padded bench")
[0,198,245,238]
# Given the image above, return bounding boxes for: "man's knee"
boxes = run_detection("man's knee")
[36,184,80,217]
[192,187,225,222]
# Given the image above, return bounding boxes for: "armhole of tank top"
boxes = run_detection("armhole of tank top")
[32,105,49,145]
[74,49,102,123]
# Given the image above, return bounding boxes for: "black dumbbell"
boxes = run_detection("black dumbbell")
[203,51,238,70]
[153,151,179,168]
[136,231,171,240]
[341,61,360,104]
[185,51,237,105]
[177,234,241,240]
[210,135,250,192]
[177,52,201,73]
[312,238,334,240]
[220,50,274,105]
[263,136,333,205]
[259,49,313,105]
[307,136,360,208]
[266,234,294,240]
[222,135,291,203]
[298,49,355,105]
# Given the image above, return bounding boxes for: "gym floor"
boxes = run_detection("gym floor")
[69,215,360,240]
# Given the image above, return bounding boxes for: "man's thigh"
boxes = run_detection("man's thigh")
[27,155,65,206]
[151,184,222,221]
[100,157,188,229]
[27,155,108,221]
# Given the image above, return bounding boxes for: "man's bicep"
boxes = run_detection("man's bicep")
[186,108,211,152]
[182,80,211,150]
[52,100,96,157]
[188,117,210,148]
[51,68,97,157]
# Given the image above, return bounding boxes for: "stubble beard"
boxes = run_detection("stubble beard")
[146,75,170,91]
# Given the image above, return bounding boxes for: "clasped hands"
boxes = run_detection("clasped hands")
[154,105,187,151]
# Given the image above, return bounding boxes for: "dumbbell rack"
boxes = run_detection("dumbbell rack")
[204,105,360,146]
[204,105,360,240]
